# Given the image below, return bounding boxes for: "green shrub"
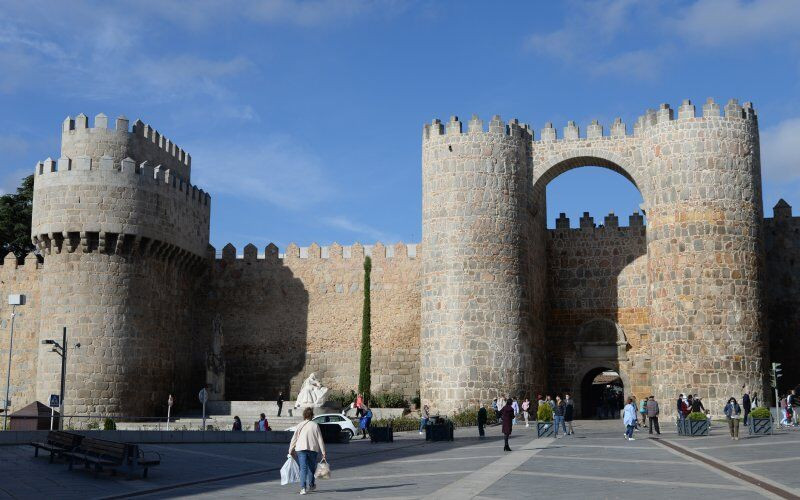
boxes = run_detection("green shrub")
[86,421,100,430]
[372,416,420,432]
[537,403,553,422]
[103,418,116,431]
[411,390,421,408]
[688,411,707,421]
[750,406,771,419]
[370,392,409,408]
[451,408,481,427]
[327,390,357,408]
[358,257,372,397]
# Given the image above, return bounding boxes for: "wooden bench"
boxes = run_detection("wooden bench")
[29,431,83,463]
[62,437,161,479]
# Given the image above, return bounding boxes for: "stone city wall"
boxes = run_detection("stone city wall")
[763,201,800,393]
[203,242,421,401]
[545,212,650,415]
[0,254,42,417]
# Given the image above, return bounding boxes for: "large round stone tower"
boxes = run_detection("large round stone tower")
[31,113,210,416]
[641,99,766,415]
[420,115,546,413]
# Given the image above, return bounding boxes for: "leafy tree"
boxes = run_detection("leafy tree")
[358,256,372,398]
[0,175,34,261]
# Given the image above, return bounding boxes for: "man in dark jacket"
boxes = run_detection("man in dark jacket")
[477,406,487,437]
[646,396,660,435]
[742,390,752,425]
[500,398,515,451]
[277,391,284,417]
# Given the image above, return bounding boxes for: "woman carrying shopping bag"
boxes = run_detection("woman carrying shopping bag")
[288,407,327,495]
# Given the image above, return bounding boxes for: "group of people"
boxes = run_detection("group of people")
[622,395,662,440]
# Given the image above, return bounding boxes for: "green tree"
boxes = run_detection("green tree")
[0,175,34,261]
[358,256,372,398]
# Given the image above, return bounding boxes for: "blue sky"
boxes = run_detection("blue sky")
[1,0,799,251]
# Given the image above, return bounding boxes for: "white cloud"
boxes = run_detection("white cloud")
[761,118,800,183]
[674,0,800,47]
[189,134,336,211]
[321,215,397,243]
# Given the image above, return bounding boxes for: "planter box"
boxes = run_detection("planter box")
[537,422,555,438]
[426,421,454,441]
[748,417,772,435]
[369,425,393,443]
[686,419,709,436]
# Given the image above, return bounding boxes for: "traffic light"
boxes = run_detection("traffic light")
[771,362,782,388]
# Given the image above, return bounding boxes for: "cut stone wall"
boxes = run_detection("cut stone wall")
[0,254,42,416]
[202,243,421,401]
[545,216,650,415]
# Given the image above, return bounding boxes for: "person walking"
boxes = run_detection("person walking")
[478,405,487,437]
[232,416,242,431]
[692,394,705,413]
[277,391,284,417]
[355,393,364,418]
[500,398,515,451]
[419,404,430,435]
[359,406,372,439]
[288,407,327,495]
[491,398,499,423]
[623,397,637,441]
[522,398,531,427]
[553,395,567,438]
[639,397,648,428]
[790,389,799,426]
[564,394,575,435]
[724,397,742,440]
[780,394,791,426]
[742,389,751,426]
[677,394,688,423]
[646,396,661,435]
[511,397,520,425]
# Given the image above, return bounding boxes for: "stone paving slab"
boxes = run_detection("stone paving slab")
[1,420,798,499]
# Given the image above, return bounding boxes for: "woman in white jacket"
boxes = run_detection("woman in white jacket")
[289,407,327,495]
[623,397,637,441]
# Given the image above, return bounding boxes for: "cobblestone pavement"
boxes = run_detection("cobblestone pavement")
[0,420,798,499]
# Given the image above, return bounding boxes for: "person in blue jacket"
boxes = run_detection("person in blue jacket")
[359,406,373,439]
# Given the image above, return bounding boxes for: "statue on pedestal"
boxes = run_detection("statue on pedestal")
[205,314,225,401]
[294,373,329,408]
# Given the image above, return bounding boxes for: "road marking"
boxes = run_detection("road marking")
[539,455,686,465]
[548,443,658,449]
[393,455,503,464]
[148,444,269,465]
[510,470,742,490]
[431,437,554,500]
[653,439,796,499]
[695,441,796,450]
[733,456,800,466]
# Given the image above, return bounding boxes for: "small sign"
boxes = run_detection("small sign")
[198,388,208,404]
[168,394,174,407]
[49,394,60,408]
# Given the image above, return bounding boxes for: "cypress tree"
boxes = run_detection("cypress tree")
[358,256,372,398]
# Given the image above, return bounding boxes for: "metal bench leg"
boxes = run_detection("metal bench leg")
[49,451,55,464]
[143,467,149,479]
[68,457,74,471]
[34,447,39,458]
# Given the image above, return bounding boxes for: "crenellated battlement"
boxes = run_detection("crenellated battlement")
[214,241,420,262]
[0,252,42,273]
[426,98,756,147]
[34,155,210,208]
[61,113,192,181]
[423,115,533,142]
[550,211,646,233]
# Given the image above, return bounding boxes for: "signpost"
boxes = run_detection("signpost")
[198,388,208,431]
[3,294,25,430]
[771,362,782,431]
[49,394,60,431]
[167,394,173,431]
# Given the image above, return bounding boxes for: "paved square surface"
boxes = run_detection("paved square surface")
[1,421,798,499]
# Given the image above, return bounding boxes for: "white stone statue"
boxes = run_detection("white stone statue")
[294,373,329,408]
[205,314,225,401]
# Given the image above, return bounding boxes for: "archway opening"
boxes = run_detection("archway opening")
[545,166,644,229]
[580,367,623,419]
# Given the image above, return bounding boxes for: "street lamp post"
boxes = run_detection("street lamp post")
[42,327,79,430]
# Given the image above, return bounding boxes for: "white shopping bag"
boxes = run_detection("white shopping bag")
[314,459,331,480]
[280,455,300,485]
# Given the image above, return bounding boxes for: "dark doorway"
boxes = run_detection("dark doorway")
[581,367,623,419]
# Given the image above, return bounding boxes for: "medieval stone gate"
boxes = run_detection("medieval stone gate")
[420,99,766,416]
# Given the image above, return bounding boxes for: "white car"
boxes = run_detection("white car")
[287,414,358,439]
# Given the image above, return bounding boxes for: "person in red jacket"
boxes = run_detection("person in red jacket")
[500,398,515,452]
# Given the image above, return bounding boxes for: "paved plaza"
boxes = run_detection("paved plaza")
[1,420,798,499]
